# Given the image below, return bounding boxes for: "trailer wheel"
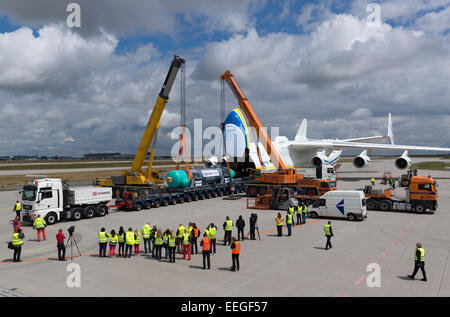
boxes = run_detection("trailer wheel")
[199,193,206,200]
[177,196,184,204]
[309,211,318,219]
[193,194,199,201]
[84,206,96,218]
[218,191,224,197]
[153,200,160,208]
[170,197,178,205]
[45,212,58,225]
[72,208,83,221]
[206,192,212,199]
[366,199,377,210]
[212,191,218,198]
[379,200,392,211]
[96,204,108,217]
[414,203,425,213]
[134,203,143,211]
[347,213,356,221]
[143,201,152,209]
[162,198,170,206]
[184,195,192,202]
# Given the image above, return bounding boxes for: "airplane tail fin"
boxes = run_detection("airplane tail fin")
[295,119,308,141]
[387,113,394,144]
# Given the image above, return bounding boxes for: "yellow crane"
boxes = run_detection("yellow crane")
[96,55,186,191]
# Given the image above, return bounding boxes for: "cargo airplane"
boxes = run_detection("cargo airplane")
[223,109,450,172]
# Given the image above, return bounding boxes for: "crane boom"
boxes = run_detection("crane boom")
[220,70,287,170]
[130,55,186,173]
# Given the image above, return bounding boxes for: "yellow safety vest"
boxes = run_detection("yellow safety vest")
[15,203,21,211]
[141,225,151,239]
[297,206,302,214]
[208,227,216,239]
[276,216,283,226]
[134,233,141,245]
[302,205,308,214]
[415,248,425,262]
[324,224,331,236]
[187,226,193,235]
[168,237,176,247]
[126,231,135,245]
[12,232,23,246]
[183,233,190,245]
[178,226,185,238]
[118,233,125,243]
[109,234,118,244]
[286,213,293,224]
[98,232,108,243]
[225,220,233,231]
[154,237,163,246]
[288,207,294,215]
[33,217,46,229]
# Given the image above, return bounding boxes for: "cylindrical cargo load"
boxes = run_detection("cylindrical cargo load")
[166,170,191,188]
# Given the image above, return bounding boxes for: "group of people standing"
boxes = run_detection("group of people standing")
[275,202,308,237]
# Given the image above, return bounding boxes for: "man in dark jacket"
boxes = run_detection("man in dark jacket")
[150,226,157,258]
[249,214,257,240]
[236,215,245,241]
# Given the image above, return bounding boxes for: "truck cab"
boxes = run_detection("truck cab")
[407,176,438,211]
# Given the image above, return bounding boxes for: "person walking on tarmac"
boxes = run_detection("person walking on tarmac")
[191,224,200,254]
[118,226,125,257]
[182,230,191,261]
[324,221,333,250]
[56,228,66,261]
[223,216,233,246]
[236,215,245,241]
[230,236,240,272]
[12,228,24,262]
[168,231,177,263]
[134,229,141,255]
[124,227,135,258]
[33,215,47,242]
[286,210,293,236]
[98,227,108,257]
[176,224,185,254]
[275,212,283,237]
[108,229,118,257]
[207,223,217,254]
[154,229,164,260]
[408,243,427,281]
[12,216,21,233]
[200,233,211,269]
[13,201,21,221]
[141,223,151,253]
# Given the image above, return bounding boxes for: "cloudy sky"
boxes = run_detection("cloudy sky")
[0,0,449,157]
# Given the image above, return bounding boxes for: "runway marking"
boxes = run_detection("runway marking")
[410,219,415,224]
[391,240,397,246]
[354,275,366,285]
[404,225,409,230]
[381,249,388,256]
[398,232,403,237]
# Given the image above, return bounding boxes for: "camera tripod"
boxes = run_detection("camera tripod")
[246,225,261,240]
[66,232,82,260]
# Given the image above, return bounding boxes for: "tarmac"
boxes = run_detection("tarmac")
[0,158,449,297]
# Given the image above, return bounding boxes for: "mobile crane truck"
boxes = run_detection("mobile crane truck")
[364,174,438,213]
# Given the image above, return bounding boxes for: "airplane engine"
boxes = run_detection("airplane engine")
[395,151,411,170]
[311,152,328,168]
[353,150,371,168]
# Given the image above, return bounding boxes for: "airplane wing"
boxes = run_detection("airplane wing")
[290,141,450,152]
[341,135,389,143]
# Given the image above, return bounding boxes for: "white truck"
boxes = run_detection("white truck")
[20,178,112,225]
[308,190,367,221]
[296,164,336,181]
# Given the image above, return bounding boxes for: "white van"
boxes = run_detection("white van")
[308,190,367,221]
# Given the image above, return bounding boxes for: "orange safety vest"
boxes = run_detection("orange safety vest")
[202,238,211,251]
[232,241,240,255]
[276,217,283,226]
[193,228,199,238]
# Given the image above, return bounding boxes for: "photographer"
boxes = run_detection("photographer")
[56,228,66,261]
[249,214,257,240]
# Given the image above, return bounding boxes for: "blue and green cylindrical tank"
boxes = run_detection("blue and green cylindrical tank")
[166,167,235,188]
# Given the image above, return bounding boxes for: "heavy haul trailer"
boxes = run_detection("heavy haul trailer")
[20,178,112,225]
[116,180,247,211]
[364,175,438,213]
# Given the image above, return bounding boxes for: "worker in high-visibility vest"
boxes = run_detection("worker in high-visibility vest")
[324,221,333,250]
[124,227,135,258]
[288,205,295,220]
[163,229,171,259]
[371,177,375,185]
[176,224,185,253]
[118,226,125,257]
[150,225,157,258]
[33,215,47,242]
[275,212,283,237]
[223,216,233,246]
[191,223,200,254]
[13,201,21,221]
[200,233,211,269]
[207,223,217,254]
[182,231,191,261]
[134,229,141,255]
[98,227,108,257]
[108,229,118,257]
[408,243,427,281]
[12,228,24,262]
[230,236,240,272]
[286,210,293,237]
[301,203,308,224]
[154,229,164,260]
[168,231,177,263]
[12,216,21,233]
[141,223,151,253]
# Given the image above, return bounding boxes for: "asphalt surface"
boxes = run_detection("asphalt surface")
[0,158,449,297]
